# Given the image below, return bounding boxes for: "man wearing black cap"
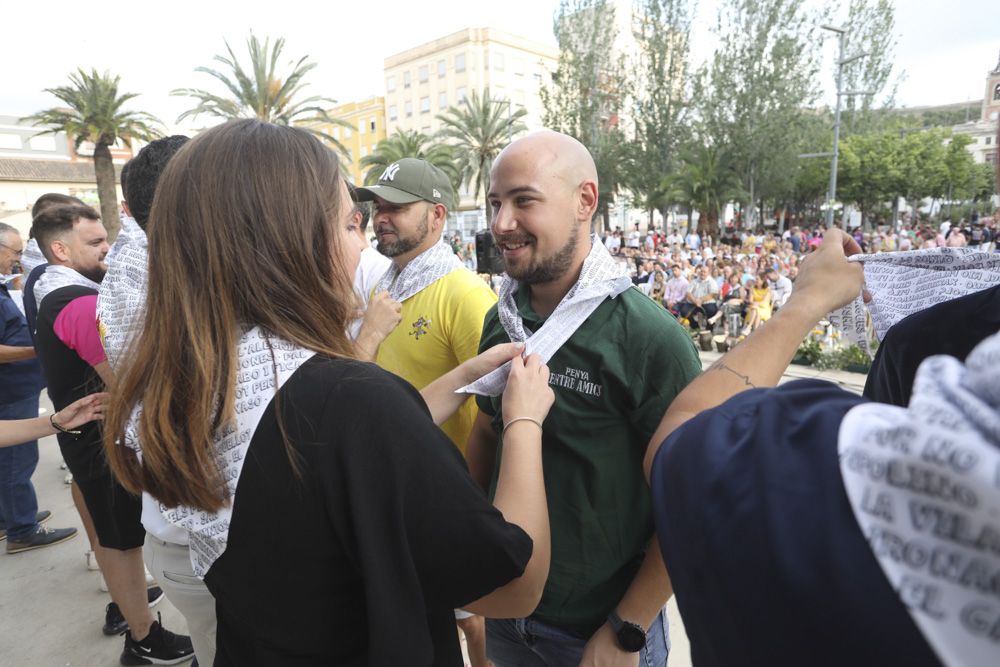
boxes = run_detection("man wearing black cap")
[355,157,498,667]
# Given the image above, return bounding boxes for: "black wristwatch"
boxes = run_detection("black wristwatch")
[607,610,645,652]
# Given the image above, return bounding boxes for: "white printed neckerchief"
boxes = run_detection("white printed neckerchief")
[104,216,143,269]
[97,223,148,370]
[20,238,46,277]
[374,240,462,303]
[838,330,1000,667]
[123,328,315,577]
[459,235,632,397]
[33,264,101,308]
[827,248,1000,356]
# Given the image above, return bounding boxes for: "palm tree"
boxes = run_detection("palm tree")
[361,129,460,204]
[22,68,162,240]
[664,144,744,241]
[436,88,528,203]
[172,35,351,158]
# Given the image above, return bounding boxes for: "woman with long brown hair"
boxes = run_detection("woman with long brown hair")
[103,119,553,666]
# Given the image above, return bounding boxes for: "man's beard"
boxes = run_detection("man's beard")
[78,263,107,284]
[378,211,430,258]
[499,223,579,285]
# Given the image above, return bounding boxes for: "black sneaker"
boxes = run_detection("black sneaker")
[103,588,166,636]
[5,525,76,553]
[104,602,127,636]
[120,613,194,665]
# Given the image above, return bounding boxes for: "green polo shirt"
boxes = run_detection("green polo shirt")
[476,285,701,637]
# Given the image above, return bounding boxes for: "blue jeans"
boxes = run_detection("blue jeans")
[0,395,40,541]
[486,610,669,667]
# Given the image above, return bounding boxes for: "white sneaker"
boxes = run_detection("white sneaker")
[85,550,100,571]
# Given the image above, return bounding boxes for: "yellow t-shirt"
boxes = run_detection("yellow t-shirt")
[375,268,497,454]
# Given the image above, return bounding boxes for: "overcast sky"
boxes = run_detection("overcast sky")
[1,0,997,132]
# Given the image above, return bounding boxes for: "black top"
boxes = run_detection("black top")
[22,262,47,343]
[650,380,940,667]
[864,285,1000,406]
[34,284,105,480]
[0,283,44,403]
[205,357,533,667]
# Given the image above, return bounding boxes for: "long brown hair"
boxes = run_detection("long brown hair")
[104,119,358,512]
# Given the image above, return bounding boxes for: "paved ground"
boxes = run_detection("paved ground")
[2,356,865,666]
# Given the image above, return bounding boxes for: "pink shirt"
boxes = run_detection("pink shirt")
[53,295,106,367]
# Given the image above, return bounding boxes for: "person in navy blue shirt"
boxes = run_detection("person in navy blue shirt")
[644,230,942,666]
[0,222,77,553]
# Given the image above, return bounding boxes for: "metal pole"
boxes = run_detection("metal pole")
[826,31,845,229]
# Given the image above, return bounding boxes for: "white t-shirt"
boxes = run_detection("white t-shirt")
[349,247,393,339]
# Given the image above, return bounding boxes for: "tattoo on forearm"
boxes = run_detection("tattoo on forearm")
[709,360,757,388]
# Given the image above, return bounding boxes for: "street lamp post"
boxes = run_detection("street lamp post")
[819,24,871,229]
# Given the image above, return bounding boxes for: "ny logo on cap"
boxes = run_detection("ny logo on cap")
[380,163,402,182]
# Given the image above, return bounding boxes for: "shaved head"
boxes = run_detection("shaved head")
[492,130,598,194]
[488,129,600,290]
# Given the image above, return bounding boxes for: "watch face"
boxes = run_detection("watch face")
[619,624,646,652]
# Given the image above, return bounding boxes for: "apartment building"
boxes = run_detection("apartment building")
[317,97,387,184]
[383,28,557,138]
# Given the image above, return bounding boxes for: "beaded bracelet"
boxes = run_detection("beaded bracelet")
[50,413,82,436]
[501,416,543,439]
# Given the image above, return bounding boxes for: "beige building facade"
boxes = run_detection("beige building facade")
[318,97,387,184]
[951,53,1000,168]
[383,28,557,139]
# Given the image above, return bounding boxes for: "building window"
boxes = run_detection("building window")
[370,118,376,132]
[494,52,505,71]
[0,134,21,150]
[438,59,446,78]
[28,136,57,151]
[386,75,396,92]
[514,58,525,76]
[457,87,467,103]
[358,119,365,135]
[994,83,1000,101]
[455,53,466,73]
[439,92,448,109]
[360,146,368,158]
[420,97,430,113]
[987,136,993,145]
[344,126,352,139]
[405,101,413,117]
[403,71,411,88]
[388,105,398,121]
[419,65,429,83]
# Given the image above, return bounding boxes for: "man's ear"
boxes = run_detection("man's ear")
[578,180,598,222]
[432,203,448,230]
[121,200,132,217]
[50,238,71,264]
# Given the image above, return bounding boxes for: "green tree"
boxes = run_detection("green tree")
[436,88,528,203]
[22,68,162,240]
[172,35,351,157]
[695,0,822,228]
[838,0,901,134]
[542,0,630,230]
[627,0,695,226]
[360,129,461,205]
[664,144,744,240]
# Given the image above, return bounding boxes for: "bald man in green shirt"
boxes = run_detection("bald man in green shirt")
[467,131,701,667]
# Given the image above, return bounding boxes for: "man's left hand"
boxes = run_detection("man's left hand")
[578,623,640,667]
